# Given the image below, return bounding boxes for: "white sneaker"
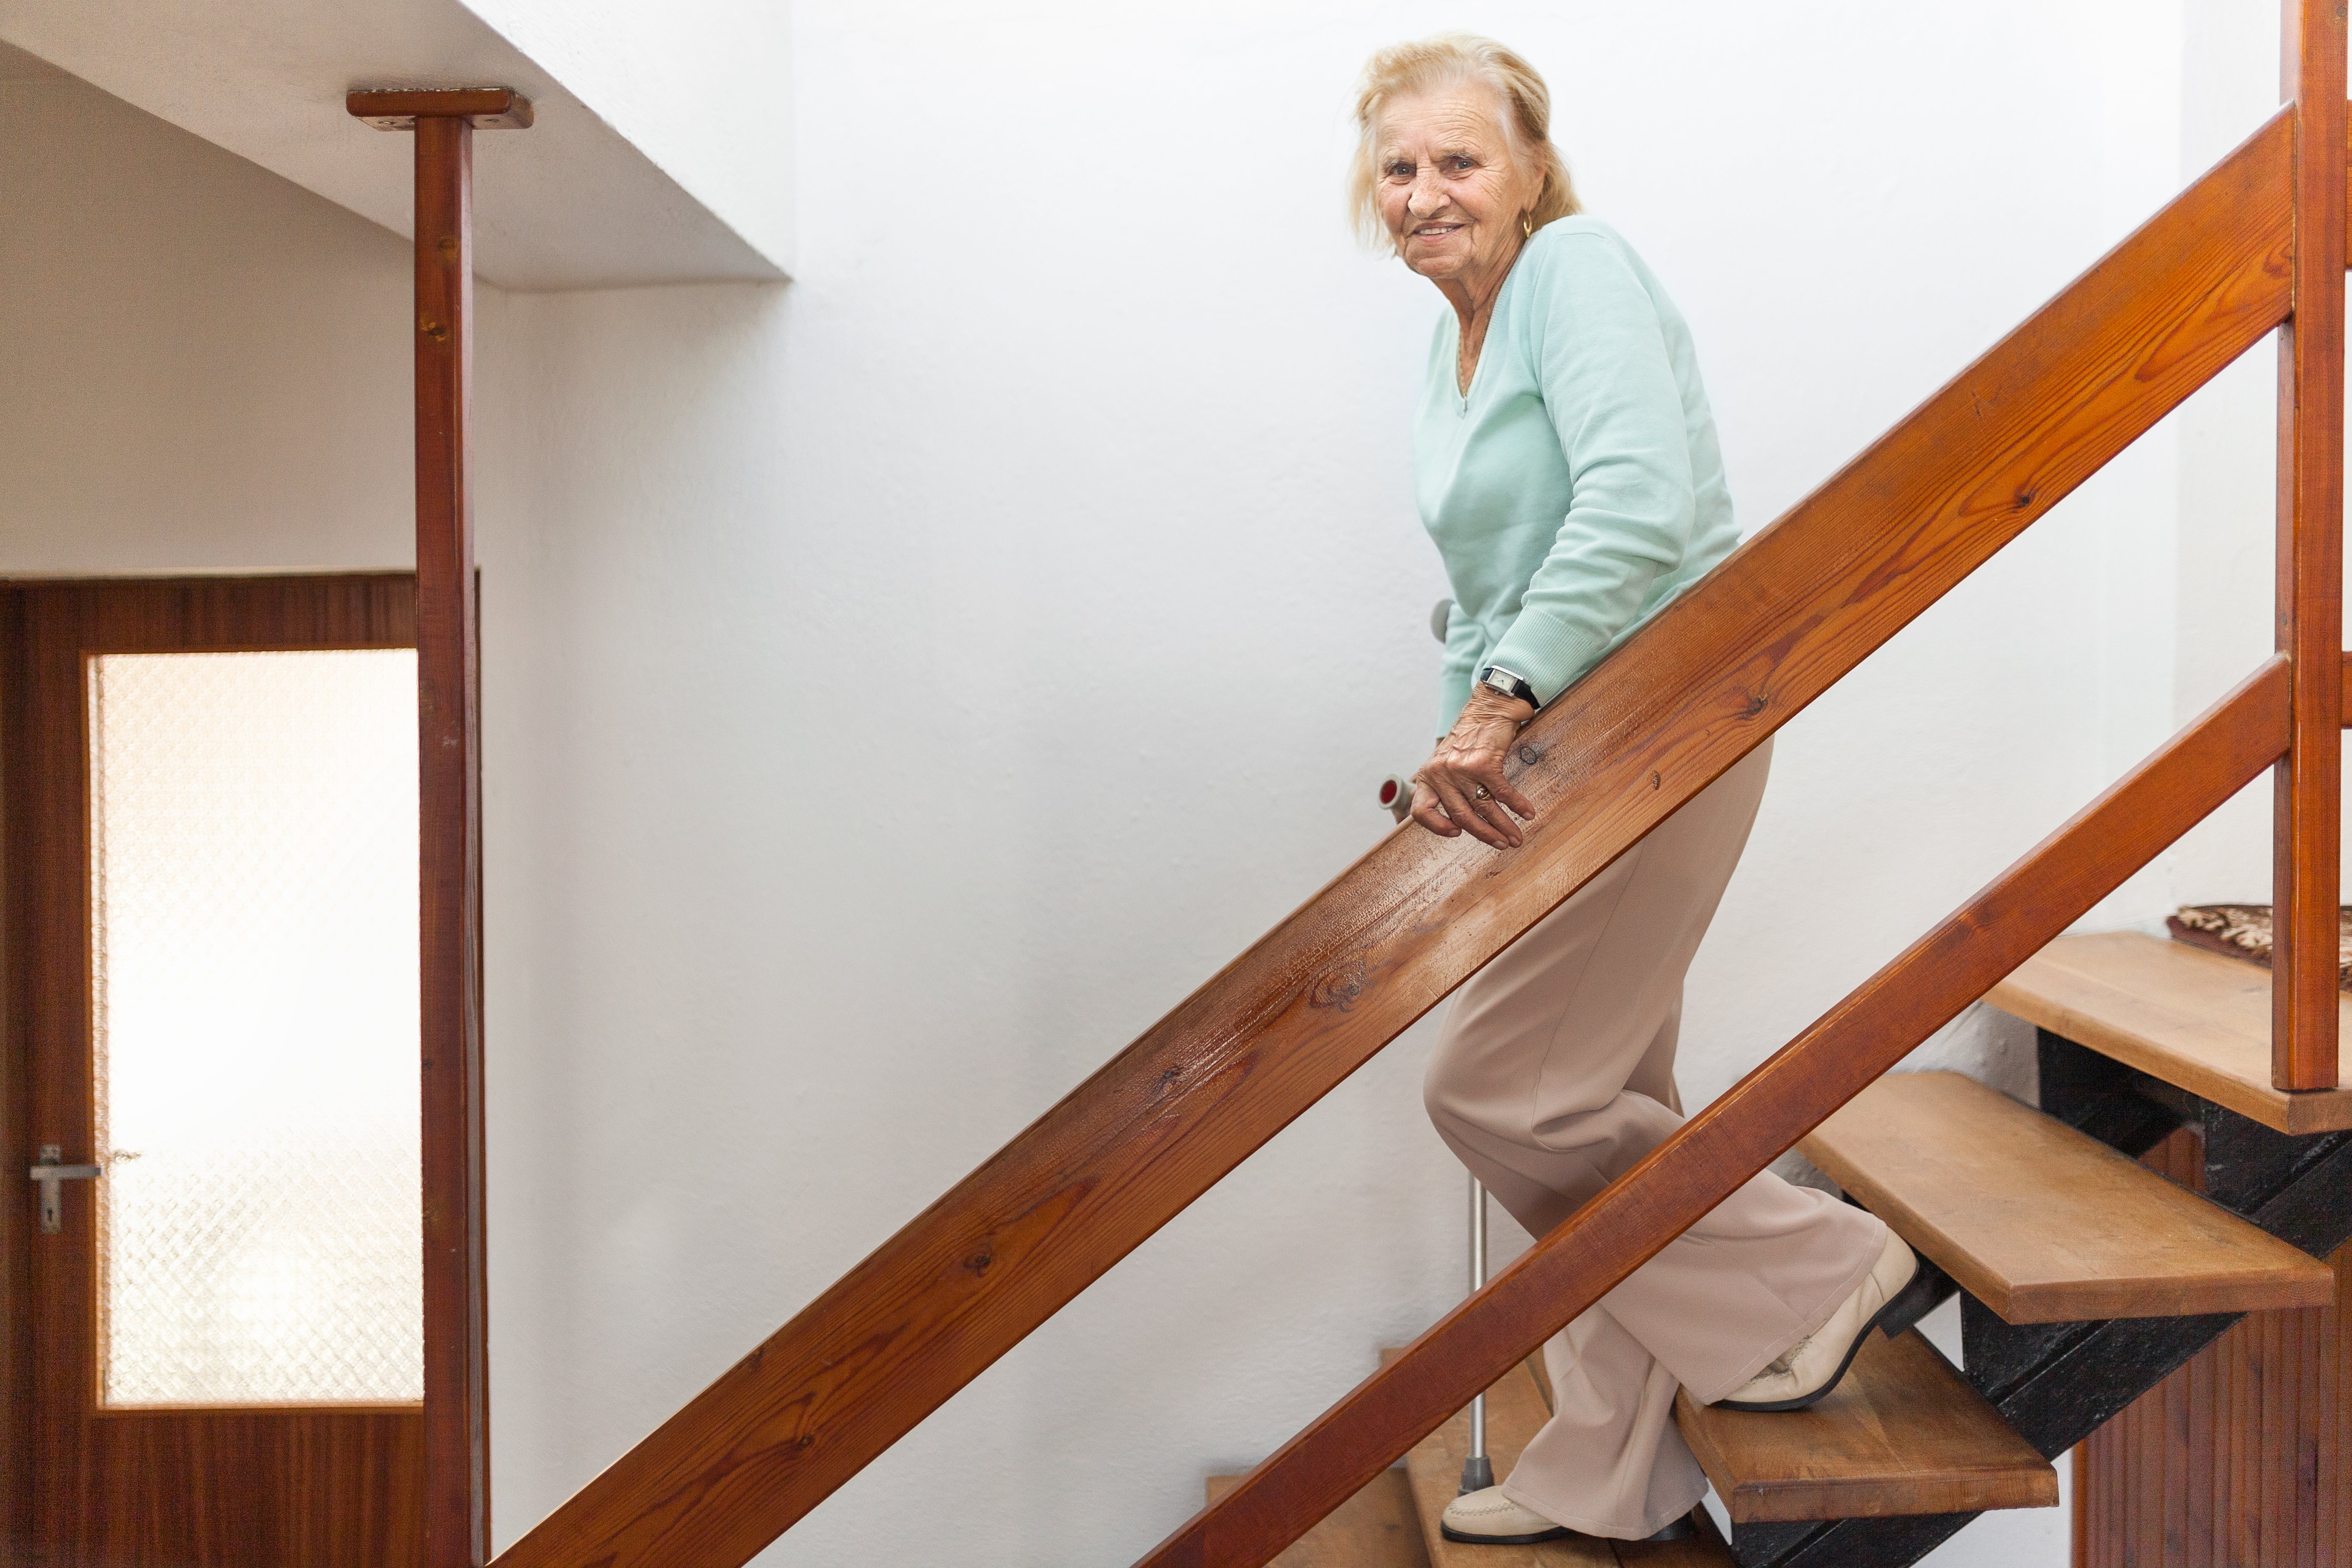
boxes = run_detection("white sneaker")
[1439,1487,1569,1545]
[1439,1489,1702,1545]
[1713,1229,1930,1411]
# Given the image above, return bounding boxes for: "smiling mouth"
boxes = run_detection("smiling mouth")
[1411,224,1464,241]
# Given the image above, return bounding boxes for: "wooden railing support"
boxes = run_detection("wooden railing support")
[348,86,532,1568]
[415,111,491,1568]
[2274,0,2346,1091]
[487,111,2295,1568]
[1140,659,2292,1568]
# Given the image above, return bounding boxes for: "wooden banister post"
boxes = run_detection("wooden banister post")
[2274,0,2344,1093]
[348,85,532,1568]
[412,108,487,1568]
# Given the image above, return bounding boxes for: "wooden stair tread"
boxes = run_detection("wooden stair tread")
[1673,1328,2057,1524]
[1987,931,2352,1134]
[1801,1072,2335,1322]
[1205,1470,1429,1567]
[1383,1349,1731,1566]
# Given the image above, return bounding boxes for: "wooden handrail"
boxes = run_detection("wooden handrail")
[1144,658,2290,1566]
[493,112,2296,1568]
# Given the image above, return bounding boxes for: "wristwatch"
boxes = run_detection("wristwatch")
[1475,665,1538,708]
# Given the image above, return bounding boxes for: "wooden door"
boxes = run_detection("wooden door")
[1,575,424,1566]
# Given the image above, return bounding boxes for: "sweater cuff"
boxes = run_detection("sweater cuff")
[1438,666,1477,733]
[1487,613,1607,708]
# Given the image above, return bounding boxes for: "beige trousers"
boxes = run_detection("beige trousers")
[1422,738,1885,1539]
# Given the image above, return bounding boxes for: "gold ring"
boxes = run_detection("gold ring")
[1473,785,1493,802]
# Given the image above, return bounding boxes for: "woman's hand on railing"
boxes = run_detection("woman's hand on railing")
[1411,690,1539,848]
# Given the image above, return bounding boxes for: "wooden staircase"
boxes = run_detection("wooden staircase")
[467,16,2352,1561]
[1682,936,2349,1566]
[1220,936,2351,1568]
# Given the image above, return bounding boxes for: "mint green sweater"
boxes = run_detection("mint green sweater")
[1418,217,1737,730]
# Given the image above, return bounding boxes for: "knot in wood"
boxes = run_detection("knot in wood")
[1309,960,1368,1012]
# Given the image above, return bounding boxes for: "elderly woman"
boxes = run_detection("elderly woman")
[1361,36,1931,1546]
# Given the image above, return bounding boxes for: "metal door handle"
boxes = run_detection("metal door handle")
[29,1145,100,1234]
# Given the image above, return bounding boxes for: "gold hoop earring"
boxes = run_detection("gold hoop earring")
[1521,211,1533,237]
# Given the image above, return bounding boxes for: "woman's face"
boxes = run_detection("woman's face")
[1376,86,1542,289]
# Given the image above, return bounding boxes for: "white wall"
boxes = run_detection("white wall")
[0,44,418,570]
[462,0,797,271]
[0,4,2306,1564]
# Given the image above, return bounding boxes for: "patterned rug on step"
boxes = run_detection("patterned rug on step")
[2164,904,2352,991]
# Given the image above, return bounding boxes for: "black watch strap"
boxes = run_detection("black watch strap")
[1476,665,1538,707]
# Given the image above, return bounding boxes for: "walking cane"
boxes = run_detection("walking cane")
[1382,776,1493,1491]
[1460,1173,1494,1493]
[1387,597,1497,1494]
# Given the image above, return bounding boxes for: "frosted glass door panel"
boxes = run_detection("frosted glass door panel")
[89,650,423,1407]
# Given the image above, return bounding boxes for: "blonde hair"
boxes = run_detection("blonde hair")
[1348,34,1581,250]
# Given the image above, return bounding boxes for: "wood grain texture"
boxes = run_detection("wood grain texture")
[1,576,421,1565]
[413,115,492,1568]
[1134,660,2289,1568]
[2076,1161,2352,1564]
[1800,1071,2334,1322]
[1204,1472,1429,1568]
[1673,1330,2056,1524]
[2272,0,2347,1092]
[1987,931,2352,1133]
[489,114,2298,1568]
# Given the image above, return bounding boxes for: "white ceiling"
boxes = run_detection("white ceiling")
[0,0,786,290]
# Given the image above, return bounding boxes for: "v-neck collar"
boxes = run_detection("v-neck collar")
[1447,260,1523,413]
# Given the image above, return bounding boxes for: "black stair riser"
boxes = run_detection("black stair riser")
[2034,1027,2184,1155]
[1956,1313,2099,1405]
[2202,1107,2352,1216]
[1968,1303,2242,1455]
[1726,1510,1975,1568]
[2037,1031,2352,1217]
[2247,1126,2352,1254]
